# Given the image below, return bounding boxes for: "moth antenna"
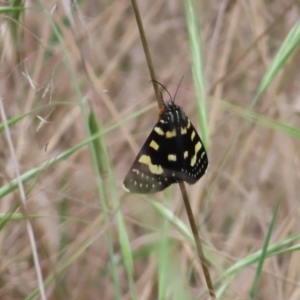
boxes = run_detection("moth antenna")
[173,76,184,104]
[160,91,164,102]
[150,80,172,102]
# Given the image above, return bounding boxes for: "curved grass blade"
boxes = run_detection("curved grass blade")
[249,199,281,299]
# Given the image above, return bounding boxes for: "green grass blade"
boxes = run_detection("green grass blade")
[0,102,70,133]
[88,109,122,299]
[0,203,19,230]
[219,100,300,139]
[0,104,152,199]
[184,0,209,148]
[8,0,24,43]
[89,109,138,300]
[0,7,25,13]
[249,199,281,299]
[150,200,220,272]
[257,20,300,97]
[216,233,300,297]
[25,237,100,300]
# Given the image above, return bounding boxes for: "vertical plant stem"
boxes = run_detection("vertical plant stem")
[0,98,47,300]
[179,181,216,298]
[130,0,215,298]
[130,0,163,108]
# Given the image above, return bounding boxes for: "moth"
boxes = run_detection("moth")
[123,82,208,193]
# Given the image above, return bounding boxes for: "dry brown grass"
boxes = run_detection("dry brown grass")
[1,1,300,299]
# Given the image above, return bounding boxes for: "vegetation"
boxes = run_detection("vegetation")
[1,1,300,299]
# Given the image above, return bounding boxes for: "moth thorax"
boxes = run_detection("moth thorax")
[169,107,186,126]
[178,108,186,120]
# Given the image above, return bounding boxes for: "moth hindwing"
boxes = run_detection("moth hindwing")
[123,100,208,194]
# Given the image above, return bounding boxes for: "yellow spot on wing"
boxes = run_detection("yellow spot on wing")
[166,129,176,138]
[168,154,177,161]
[154,127,164,135]
[191,131,196,141]
[187,120,191,129]
[181,127,187,134]
[138,155,163,174]
[190,142,202,167]
[184,151,188,159]
[150,140,159,150]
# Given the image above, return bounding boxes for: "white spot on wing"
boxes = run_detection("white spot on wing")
[123,184,130,192]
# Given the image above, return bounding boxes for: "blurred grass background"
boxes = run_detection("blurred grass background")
[1,1,300,299]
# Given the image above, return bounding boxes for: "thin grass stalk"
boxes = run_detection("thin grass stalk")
[158,209,170,299]
[179,181,215,298]
[0,103,153,199]
[39,2,123,296]
[0,98,47,300]
[210,18,300,191]
[208,3,294,95]
[215,233,300,297]
[130,0,162,107]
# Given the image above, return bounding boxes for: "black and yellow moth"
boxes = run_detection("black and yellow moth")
[123,83,208,194]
